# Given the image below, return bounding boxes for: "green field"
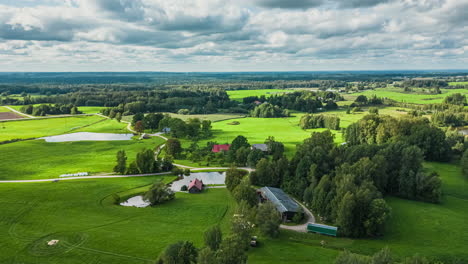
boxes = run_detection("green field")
[174,107,408,165]
[227,89,292,101]
[0,115,112,142]
[79,106,106,114]
[0,137,165,180]
[249,162,468,263]
[0,106,10,112]
[0,178,234,264]
[344,88,468,104]
[448,82,468,86]
[122,112,245,123]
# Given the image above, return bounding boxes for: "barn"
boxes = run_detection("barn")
[188,178,203,194]
[212,144,230,153]
[258,187,300,221]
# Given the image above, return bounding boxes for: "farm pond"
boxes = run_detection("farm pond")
[120,172,226,208]
[40,132,134,142]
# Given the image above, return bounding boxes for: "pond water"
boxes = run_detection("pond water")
[170,172,226,191]
[120,196,151,208]
[40,132,134,142]
[459,128,468,136]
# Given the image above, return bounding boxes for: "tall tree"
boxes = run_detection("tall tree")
[255,201,281,238]
[166,138,182,158]
[230,135,250,152]
[113,150,127,174]
[204,225,222,251]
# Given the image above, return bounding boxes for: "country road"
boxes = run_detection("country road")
[3,106,35,118]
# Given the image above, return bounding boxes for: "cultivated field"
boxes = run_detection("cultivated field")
[0,178,234,264]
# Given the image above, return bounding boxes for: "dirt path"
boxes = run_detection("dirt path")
[280,200,315,233]
[3,106,35,118]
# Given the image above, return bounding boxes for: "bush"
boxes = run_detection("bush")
[181,185,188,191]
[144,181,175,206]
[111,193,121,205]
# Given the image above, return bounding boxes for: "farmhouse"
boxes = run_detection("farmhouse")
[251,144,268,152]
[212,144,230,153]
[258,187,300,221]
[188,178,203,193]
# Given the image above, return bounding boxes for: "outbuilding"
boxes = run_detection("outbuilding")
[307,223,338,237]
[257,187,300,221]
[188,178,203,193]
[212,144,230,153]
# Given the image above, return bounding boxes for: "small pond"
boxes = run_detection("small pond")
[120,196,151,208]
[458,128,468,136]
[170,172,226,191]
[40,132,134,142]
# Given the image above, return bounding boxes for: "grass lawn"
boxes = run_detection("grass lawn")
[249,162,468,263]
[344,88,468,104]
[0,137,165,180]
[227,89,292,101]
[0,106,10,112]
[0,178,235,264]
[0,115,110,142]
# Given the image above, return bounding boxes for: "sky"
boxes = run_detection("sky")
[0,0,467,72]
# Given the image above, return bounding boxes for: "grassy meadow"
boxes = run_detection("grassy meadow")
[0,115,112,141]
[0,137,165,180]
[344,88,468,104]
[227,89,292,101]
[448,82,468,86]
[0,178,234,264]
[249,162,468,263]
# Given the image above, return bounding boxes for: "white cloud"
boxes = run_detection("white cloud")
[0,0,466,71]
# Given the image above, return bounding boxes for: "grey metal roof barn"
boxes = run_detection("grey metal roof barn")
[258,187,300,214]
[252,144,269,152]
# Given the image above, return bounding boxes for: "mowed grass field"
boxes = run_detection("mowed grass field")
[0,137,165,180]
[0,178,235,264]
[249,162,468,263]
[6,105,104,114]
[449,82,468,86]
[227,89,292,101]
[0,116,126,142]
[344,88,468,104]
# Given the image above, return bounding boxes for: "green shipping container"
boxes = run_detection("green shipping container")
[307,223,338,236]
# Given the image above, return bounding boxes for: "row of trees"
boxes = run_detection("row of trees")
[20,104,81,116]
[336,247,444,264]
[432,111,468,127]
[113,149,173,175]
[300,114,340,130]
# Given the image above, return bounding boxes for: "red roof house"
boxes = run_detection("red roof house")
[188,178,203,193]
[212,144,230,153]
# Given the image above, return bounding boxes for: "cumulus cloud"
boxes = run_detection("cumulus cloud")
[0,0,466,71]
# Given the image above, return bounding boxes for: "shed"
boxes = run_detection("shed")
[188,178,203,193]
[212,144,230,153]
[258,187,300,221]
[307,223,338,237]
[251,144,269,152]
[162,127,171,133]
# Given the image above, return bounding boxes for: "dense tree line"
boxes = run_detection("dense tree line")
[401,80,448,88]
[20,104,81,116]
[300,114,340,130]
[351,95,385,106]
[267,91,325,113]
[344,115,451,161]
[443,93,467,106]
[432,111,468,127]
[250,103,289,118]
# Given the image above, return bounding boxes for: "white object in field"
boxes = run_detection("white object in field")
[47,240,59,246]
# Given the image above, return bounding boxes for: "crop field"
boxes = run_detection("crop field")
[344,88,468,104]
[249,162,468,263]
[227,89,292,101]
[0,137,165,180]
[0,178,234,264]
[0,115,110,142]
